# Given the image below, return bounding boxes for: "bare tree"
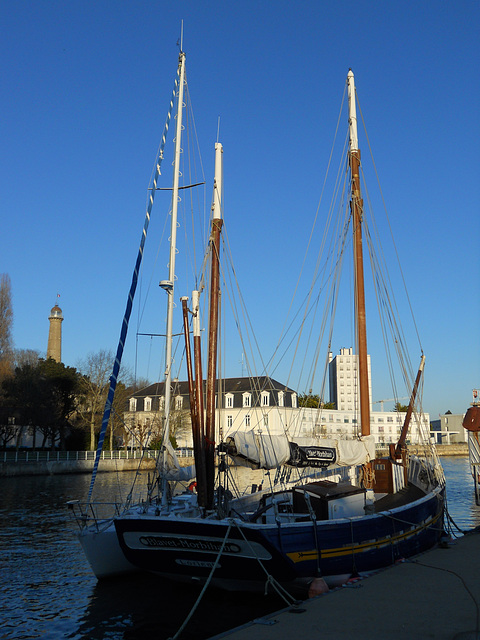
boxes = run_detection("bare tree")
[14,349,41,368]
[77,350,114,450]
[0,274,14,387]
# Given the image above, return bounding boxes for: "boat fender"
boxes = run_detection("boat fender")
[308,577,329,598]
[463,406,480,432]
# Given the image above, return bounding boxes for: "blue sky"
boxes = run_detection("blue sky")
[1,1,478,418]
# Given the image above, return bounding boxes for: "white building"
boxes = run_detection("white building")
[125,359,429,448]
[329,347,372,411]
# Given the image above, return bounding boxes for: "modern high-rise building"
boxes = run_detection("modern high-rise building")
[47,304,63,363]
[328,347,372,411]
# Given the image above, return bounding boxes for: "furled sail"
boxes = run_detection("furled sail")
[158,441,196,482]
[222,431,375,470]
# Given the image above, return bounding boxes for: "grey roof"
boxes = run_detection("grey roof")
[127,376,297,412]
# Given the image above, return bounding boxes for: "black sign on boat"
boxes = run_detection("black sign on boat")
[288,442,337,468]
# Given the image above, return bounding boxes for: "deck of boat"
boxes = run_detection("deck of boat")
[373,483,426,512]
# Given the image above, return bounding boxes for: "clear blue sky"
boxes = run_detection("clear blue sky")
[1,1,478,418]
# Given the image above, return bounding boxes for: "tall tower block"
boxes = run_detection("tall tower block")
[47,304,63,362]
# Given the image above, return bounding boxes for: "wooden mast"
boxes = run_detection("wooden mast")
[205,142,223,510]
[181,296,207,507]
[192,289,207,506]
[347,70,370,437]
[394,355,426,459]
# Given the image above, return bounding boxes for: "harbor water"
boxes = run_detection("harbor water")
[0,457,477,640]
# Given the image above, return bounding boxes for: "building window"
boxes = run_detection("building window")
[387,416,393,422]
[243,393,251,408]
[278,391,284,407]
[226,394,233,408]
[175,396,183,410]
[144,397,152,411]
[129,398,137,412]
[245,414,250,427]
[227,415,233,429]
[264,415,269,427]
[261,392,269,407]
[159,396,165,410]
[292,393,297,408]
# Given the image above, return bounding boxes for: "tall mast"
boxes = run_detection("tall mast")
[348,70,370,437]
[161,50,186,479]
[205,142,223,510]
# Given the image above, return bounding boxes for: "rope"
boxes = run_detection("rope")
[86,63,181,507]
[232,521,298,606]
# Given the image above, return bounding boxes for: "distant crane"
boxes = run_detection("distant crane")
[373,397,408,412]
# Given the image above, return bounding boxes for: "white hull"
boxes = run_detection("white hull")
[78,522,138,579]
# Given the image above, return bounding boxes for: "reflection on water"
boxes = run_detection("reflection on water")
[0,457,478,639]
[442,456,480,532]
[0,471,282,640]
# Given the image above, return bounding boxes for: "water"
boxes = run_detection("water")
[0,457,477,640]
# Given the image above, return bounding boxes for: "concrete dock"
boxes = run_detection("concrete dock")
[217,529,480,640]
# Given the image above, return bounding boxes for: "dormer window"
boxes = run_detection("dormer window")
[144,397,152,411]
[261,391,270,407]
[291,393,297,409]
[225,393,233,408]
[129,398,137,412]
[243,392,251,408]
[159,396,165,410]
[175,395,183,410]
[278,391,284,407]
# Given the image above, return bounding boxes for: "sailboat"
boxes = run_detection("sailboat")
[71,57,445,594]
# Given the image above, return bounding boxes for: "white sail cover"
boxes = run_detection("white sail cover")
[224,431,376,470]
[158,441,196,481]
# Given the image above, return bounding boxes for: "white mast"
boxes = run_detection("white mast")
[161,49,186,462]
[347,69,358,153]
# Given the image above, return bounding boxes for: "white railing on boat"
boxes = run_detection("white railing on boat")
[1,448,194,463]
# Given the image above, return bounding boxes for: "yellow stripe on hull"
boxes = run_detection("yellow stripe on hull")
[286,510,443,564]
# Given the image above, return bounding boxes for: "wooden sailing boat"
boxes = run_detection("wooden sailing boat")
[96,69,445,592]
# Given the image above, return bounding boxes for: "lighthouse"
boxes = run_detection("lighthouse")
[47,303,63,362]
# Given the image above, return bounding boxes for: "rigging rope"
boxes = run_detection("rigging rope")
[86,64,181,506]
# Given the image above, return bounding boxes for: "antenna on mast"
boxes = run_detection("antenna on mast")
[216,117,221,144]
[179,20,184,52]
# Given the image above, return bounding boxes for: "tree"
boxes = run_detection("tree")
[0,274,14,389]
[298,394,335,409]
[394,402,409,412]
[76,350,134,450]
[77,350,114,450]
[14,349,41,368]
[2,358,79,449]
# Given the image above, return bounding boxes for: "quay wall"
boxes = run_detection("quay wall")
[0,457,160,478]
[0,444,467,478]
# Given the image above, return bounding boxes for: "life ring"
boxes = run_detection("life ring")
[188,481,197,492]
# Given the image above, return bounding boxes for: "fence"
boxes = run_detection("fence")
[1,448,194,463]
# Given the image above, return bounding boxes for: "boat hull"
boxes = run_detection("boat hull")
[114,485,444,590]
[78,522,139,579]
